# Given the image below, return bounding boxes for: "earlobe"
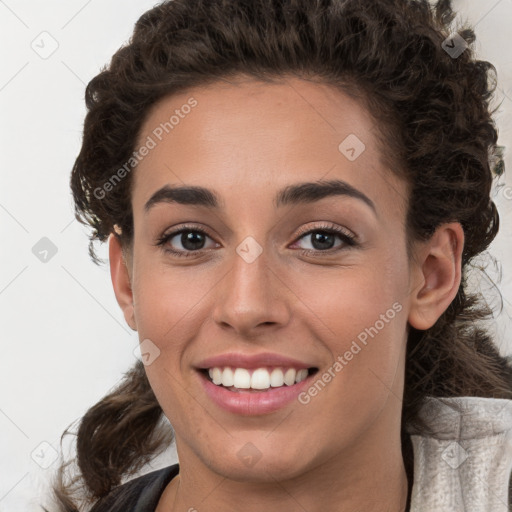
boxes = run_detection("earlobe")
[109,233,137,331]
[408,222,464,331]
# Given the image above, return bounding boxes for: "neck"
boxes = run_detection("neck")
[158,412,409,512]
[163,456,409,512]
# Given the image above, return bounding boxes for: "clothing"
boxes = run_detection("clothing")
[88,463,179,512]
[89,396,512,512]
[405,396,512,511]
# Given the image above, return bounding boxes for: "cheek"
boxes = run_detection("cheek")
[130,265,208,411]
[292,249,408,393]
[132,267,206,429]
[132,259,211,346]
[294,250,407,340]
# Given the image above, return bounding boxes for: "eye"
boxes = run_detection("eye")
[155,222,358,259]
[155,225,218,258]
[291,223,357,254]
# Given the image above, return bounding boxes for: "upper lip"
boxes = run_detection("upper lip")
[196,352,317,370]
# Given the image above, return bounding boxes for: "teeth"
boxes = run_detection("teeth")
[206,367,310,390]
[211,367,222,385]
[221,367,234,387]
[251,368,270,389]
[270,368,284,387]
[233,368,251,388]
[284,368,296,386]
[297,368,309,382]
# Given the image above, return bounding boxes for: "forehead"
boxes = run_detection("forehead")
[131,76,407,220]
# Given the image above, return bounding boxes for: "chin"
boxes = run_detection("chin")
[205,445,316,483]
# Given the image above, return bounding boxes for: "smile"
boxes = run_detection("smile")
[205,366,315,391]
[197,366,319,415]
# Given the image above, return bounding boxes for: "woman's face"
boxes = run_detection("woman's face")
[113,76,421,483]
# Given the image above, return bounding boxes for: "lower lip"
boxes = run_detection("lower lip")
[197,370,316,415]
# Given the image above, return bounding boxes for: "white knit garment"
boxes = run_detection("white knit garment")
[406,397,512,512]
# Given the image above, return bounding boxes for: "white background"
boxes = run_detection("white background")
[1,0,512,510]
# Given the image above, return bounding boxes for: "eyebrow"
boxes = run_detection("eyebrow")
[144,179,376,214]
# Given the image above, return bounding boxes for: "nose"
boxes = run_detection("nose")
[211,244,291,338]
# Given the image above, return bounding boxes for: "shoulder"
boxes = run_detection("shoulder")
[88,463,179,512]
[406,396,512,511]
[406,395,512,438]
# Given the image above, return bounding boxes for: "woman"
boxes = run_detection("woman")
[45,0,512,510]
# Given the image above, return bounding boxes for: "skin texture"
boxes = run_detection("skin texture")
[109,76,464,512]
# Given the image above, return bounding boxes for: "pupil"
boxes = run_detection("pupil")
[182,231,204,250]
[312,232,334,250]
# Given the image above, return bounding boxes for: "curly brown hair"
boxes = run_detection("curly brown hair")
[44,0,512,510]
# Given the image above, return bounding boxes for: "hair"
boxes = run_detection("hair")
[44,0,512,510]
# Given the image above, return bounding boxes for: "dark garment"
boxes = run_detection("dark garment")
[89,463,179,512]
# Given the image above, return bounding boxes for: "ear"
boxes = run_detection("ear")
[109,233,137,331]
[408,222,464,331]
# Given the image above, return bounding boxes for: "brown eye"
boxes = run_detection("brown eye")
[291,224,357,255]
[298,231,340,251]
[155,226,218,257]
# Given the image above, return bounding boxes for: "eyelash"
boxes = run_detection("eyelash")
[154,222,358,258]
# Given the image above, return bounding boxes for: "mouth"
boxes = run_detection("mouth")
[194,351,321,415]
[196,365,320,415]
[197,366,319,393]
